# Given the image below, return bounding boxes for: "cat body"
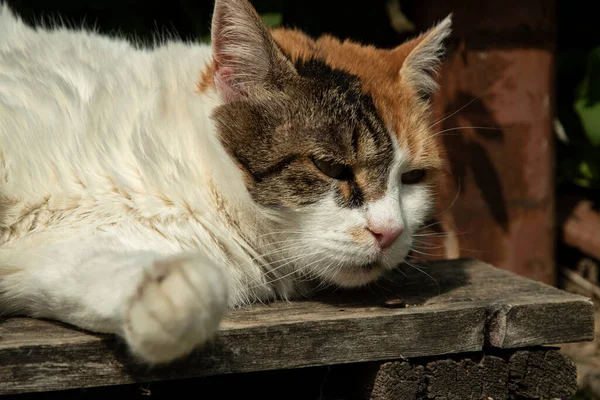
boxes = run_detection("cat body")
[0,0,451,363]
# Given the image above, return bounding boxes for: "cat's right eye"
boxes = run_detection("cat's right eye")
[401,169,427,184]
[312,158,353,180]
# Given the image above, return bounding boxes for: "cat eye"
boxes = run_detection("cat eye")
[401,169,427,184]
[312,158,353,180]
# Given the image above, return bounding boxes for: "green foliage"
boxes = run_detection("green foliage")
[575,48,600,146]
[558,46,600,189]
[261,13,282,28]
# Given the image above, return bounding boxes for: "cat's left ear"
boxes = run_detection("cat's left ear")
[211,0,296,102]
[393,14,452,101]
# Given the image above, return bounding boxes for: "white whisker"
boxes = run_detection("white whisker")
[428,94,485,129]
[409,248,444,257]
[271,256,329,287]
[433,126,504,138]
[400,261,440,295]
[412,242,445,249]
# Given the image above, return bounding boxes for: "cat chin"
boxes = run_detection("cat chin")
[323,262,389,288]
[308,245,411,288]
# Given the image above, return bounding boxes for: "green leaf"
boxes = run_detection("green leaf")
[261,13,282,28]
[574,47,600,146]
[574,96,600,145]
[556,138,600,189]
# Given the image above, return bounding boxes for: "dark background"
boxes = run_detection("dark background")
[4,0,417,47]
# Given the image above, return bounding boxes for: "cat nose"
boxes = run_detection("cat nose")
[367,224,404,249]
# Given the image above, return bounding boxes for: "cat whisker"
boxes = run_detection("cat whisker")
[398,261,441,295]
[412,232,453,238]
[254,254,330,290]
[253,230,307,239]
[312,262,338,292]
[246,250,320,288]
[380,273,398,284]
[392,267,410,279]
[254,247,329,279]
[413,236,441,243]
[455,247,485,253]
[413,231,469,241]
[251,238,326,257]
[432,126,505,138]
[255,248,325,276]
[254,248,317,269]
[428,92,488,129]
[408,248,444,257]
[319,260,347,291]
[434,177,462,219]
[413,225,469,237]
[418,220,443,231]
[250,239,339,263]
[252,236,324,248]
[412,242,445,250]
[413,238,483,254]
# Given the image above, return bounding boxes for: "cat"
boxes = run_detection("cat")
[0,0,451,364]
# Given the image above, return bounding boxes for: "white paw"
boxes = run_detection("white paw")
[123,253,228,364]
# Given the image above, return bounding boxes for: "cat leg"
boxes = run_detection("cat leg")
[0,234,229,364]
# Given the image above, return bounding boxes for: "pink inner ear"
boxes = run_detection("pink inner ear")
[214,65,245,103]
[219,66,234,81]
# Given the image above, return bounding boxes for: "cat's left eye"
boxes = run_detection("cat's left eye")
[312,158,353,180]
[401,169,427,184]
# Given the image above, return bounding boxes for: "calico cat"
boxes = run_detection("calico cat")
[0,0,451,364]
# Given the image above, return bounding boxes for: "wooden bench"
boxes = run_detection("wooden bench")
[0,259,594,399]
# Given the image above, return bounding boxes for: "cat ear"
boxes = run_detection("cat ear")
[211,0,295,102]
[394,14,452,100]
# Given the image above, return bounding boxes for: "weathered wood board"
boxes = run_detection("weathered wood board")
[327,347,578,400]
[0,258,594,395]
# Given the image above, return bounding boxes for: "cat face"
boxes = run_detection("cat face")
[205,0,451,287]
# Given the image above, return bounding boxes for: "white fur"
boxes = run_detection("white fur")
[0,1,437,364]
[0,3,271,363]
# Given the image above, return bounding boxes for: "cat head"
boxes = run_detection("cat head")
[203,0,451,288]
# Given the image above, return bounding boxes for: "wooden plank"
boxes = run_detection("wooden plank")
[0,258,594,395]
[327,347,577,400]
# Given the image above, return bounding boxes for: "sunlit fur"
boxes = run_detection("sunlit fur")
[0,0,451,364]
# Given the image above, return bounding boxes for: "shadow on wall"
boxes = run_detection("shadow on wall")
[441,91,508,233]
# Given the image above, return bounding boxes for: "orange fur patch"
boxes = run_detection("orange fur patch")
[197,61,215,93]
[338,180,352,202]
[352,169,371,197]
[348,226,371,244]
[273,28,444,171]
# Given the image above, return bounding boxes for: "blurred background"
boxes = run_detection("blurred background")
[3,0,600,398]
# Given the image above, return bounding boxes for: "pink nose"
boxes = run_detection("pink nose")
[368,225,404,249]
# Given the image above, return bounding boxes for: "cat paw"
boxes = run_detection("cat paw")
[123,253,229,364]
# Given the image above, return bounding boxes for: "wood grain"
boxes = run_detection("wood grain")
[331,347,577,400]
[0,258,594,395]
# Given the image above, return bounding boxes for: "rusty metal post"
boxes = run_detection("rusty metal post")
[406,0,558,285]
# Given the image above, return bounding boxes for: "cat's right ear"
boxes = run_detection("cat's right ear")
[392,14,452,102]
[211,0,296,102]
